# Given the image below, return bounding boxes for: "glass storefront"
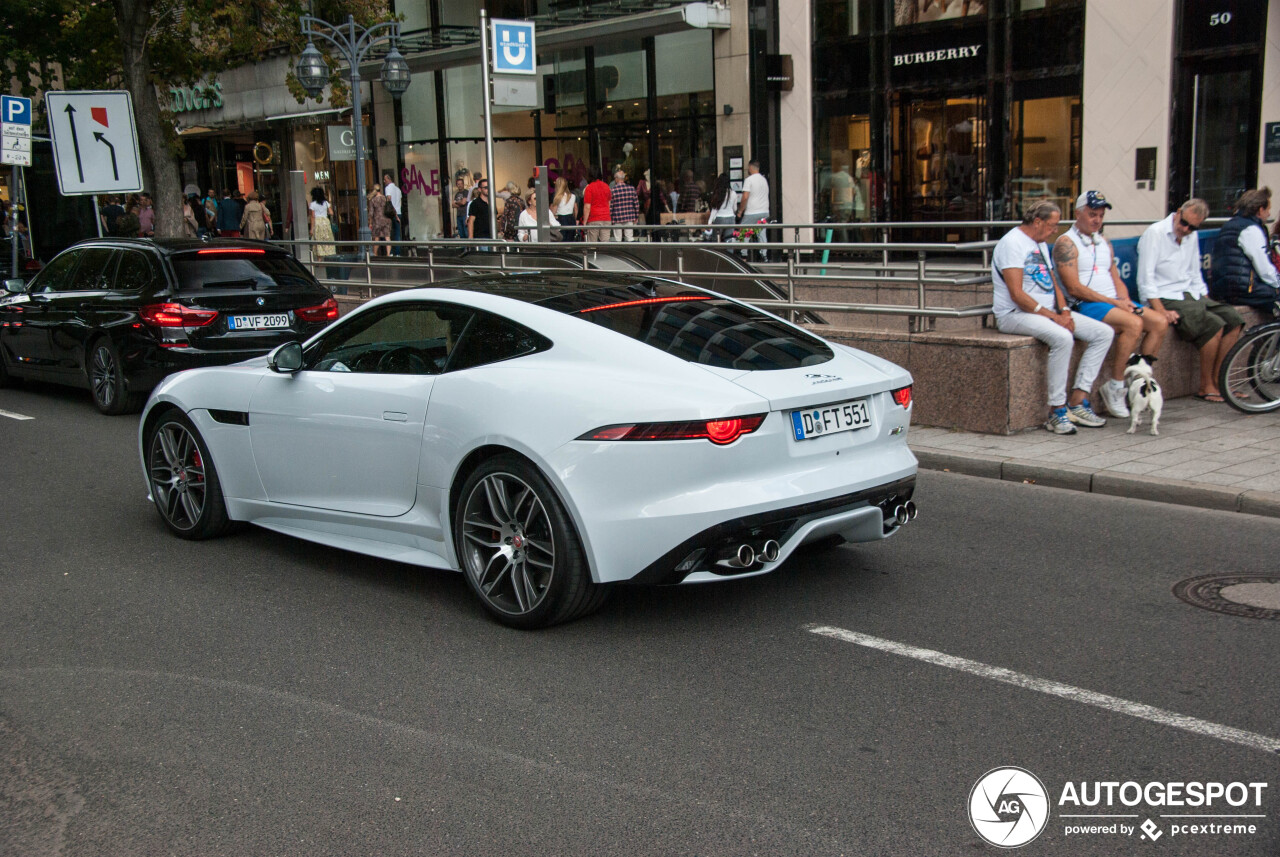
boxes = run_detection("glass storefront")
[392,6,717,244]
[813,0,1084,225]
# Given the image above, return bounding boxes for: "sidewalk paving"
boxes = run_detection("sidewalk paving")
[909,396,1280,518]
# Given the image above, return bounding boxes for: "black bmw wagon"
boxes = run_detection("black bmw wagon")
[0,238,338,414]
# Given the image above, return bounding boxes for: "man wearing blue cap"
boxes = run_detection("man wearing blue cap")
[1054,190,1170,417]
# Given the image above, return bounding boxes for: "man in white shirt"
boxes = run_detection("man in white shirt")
[737,159,771,259]
[993,200,1113,434]
[1137,199,1244,402]
[382,172,403,256]
[1054,190,1170,417]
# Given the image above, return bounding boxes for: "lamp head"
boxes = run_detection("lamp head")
[296,41,329,99]
[380,46,411,98]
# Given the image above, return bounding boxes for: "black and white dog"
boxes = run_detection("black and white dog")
[1124,354,1163,436]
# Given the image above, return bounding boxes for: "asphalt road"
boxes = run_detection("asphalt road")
[1,381,1277,856]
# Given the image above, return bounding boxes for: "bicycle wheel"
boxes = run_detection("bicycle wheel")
[1220,324,1280,414]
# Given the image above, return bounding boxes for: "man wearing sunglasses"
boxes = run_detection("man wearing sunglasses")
[1137,199,1244,402]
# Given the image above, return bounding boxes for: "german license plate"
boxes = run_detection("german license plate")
[228,313,289,330]
[790,398,871,441]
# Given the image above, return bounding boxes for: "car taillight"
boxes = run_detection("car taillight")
[579,414,767,445]
[891,385,912,409]
[296,297,338,323]
[139,303,218,328]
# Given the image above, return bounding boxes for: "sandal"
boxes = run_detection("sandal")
[1193,393,1225,403]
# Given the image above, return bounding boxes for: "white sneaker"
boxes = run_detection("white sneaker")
[1067,399,1107,428]
[1044,407,1077,434]
[1099,382,1130,418]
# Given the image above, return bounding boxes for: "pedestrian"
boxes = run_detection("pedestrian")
[452,176,470,239]
[992,200,1113,434]
[518,191,558,243]
[309,186,336,258]
[99,194,124,235]
[240,190,269,240]
[382,171,402,255]
[1137,199,1244,402]
[1209,187,1279,314]
[499,181,523,241]
[581,166,611,243]
[736,160,771,258]
[216,188,241,238]
[676,170,702,213]
[552,177,578,242]
[368,184,391,254]
[609,166,640,241]
[202,189,218,235]
[467,178,492,247]
[707,173,738,241]
[138,193,155,237]
[182,195,200,237]
[1053,190,1169,418]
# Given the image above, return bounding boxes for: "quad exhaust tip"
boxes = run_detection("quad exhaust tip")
[761,539,780,563]
[728,543,756,568]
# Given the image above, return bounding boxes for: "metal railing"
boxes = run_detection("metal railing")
[281,216,1227,332]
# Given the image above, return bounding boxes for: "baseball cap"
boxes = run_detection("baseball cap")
[1076,190,1112,210]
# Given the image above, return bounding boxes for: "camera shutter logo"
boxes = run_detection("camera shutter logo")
[968,767,1050,848]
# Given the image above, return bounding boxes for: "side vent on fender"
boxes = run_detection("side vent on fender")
[208,409,250,426]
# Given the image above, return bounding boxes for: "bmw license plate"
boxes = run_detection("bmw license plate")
[228,313,289,331]
[790,398,871,441]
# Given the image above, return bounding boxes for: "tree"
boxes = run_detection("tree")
[3,0,391,237]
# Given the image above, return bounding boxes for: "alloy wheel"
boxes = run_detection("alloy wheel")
[459,472,556,616]
[90,344,119,410]
[149,420,208,531]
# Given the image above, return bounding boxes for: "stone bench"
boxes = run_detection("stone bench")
[814,305,1271,434]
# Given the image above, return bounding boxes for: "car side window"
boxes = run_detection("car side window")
[305,303,474,375]
[65,248,117,292]
[115,251,158,292]
[446,310,550,371]
[27,250,82,294]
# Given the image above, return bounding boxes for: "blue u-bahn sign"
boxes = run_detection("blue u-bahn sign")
[492,19,536,75]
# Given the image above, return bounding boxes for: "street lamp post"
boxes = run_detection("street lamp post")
[296,14,410,245]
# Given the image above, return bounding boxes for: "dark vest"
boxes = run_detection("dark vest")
[1210,214,1271,303]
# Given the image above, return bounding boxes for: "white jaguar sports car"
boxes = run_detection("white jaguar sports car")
[139,272,918,627]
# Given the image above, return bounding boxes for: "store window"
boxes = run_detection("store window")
[1009,95,1080,219]
[815,110,874,225]
[892,95,986,220]
[813,0,872,36]
[894,0,986,27]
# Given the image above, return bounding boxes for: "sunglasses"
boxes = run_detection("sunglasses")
[1178,214,1200,232]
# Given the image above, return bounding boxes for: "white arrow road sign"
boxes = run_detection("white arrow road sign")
[45,90,144,195]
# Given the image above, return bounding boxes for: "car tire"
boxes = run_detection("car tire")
[87,337,143,415]
[145,410,232,540]
[0,350,14,388]
[454,454,609,629]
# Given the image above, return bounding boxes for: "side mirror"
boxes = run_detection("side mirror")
[268,341,303,373]
[4,278,26,294]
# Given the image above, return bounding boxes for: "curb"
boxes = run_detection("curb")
[912,448,1280,519]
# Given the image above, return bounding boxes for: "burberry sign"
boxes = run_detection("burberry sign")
[892,44,982,66]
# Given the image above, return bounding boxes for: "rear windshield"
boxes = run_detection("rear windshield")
[171,253,319,293]
[538,283,833,371]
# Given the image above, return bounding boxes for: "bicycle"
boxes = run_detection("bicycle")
[1218,302,1280,414]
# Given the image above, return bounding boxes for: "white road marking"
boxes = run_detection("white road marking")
[807,625,1280,755]
[0,408,33,421]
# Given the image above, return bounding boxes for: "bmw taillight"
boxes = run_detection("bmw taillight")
[139,303,218,328]
[296,297,338,323]
[891,385,913,409]
[579,414,767,445]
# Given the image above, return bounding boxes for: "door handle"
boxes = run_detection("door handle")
[382,411,408,422]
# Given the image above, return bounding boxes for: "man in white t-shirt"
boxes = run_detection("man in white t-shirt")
[1054,190,1170,418]
[737,159,770,258]
[382,172,403,255]
[992,200,1114,434]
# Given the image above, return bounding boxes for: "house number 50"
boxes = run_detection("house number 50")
[1209,12,1232,25]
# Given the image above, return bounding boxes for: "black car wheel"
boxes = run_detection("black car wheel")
[454,454,609,629]
[88,338,142,415]
[146,410,231,540]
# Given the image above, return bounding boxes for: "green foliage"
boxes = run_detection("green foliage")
[2,0,394,128]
